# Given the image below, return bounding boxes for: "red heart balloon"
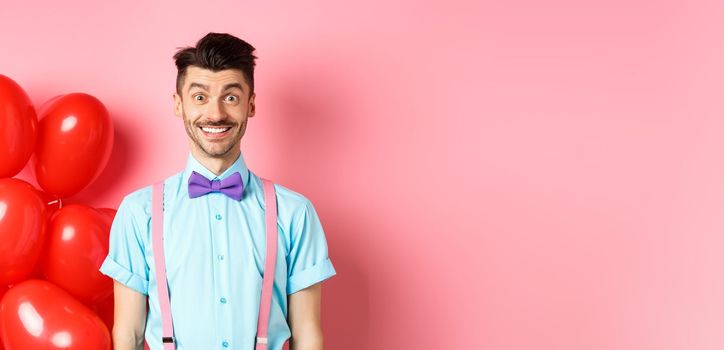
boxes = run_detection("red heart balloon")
[33,93,113,198]
[0,284,8,350]
[97,207,117,221]
[0,75,37,179]
[40,204,113,306]
[0,280,110,350]
[91,293,114,335]
[0,179,47,285]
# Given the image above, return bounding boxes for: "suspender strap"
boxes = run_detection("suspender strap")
[151,178,280,349]
[255,178,278,349]
[152,182,175,350]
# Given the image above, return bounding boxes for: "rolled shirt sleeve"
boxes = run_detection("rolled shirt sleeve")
[286,198,337,295]
[99,193,150,295]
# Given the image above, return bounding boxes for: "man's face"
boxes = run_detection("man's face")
[173,66,256,159]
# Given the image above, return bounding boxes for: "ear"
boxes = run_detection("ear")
[173,92,183,118]
[248,92,256,118]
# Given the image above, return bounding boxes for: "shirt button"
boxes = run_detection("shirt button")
[215,214,222,220]
[222,341,229,347]
[220,297,227,304]
[218,254,224,261]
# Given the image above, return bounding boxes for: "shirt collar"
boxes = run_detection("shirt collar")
[182,151,251,193]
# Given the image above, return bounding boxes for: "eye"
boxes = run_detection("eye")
[225,95,238,102]
[193,94,205,101]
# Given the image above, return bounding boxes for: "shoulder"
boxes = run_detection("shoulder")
[273,182,313,210]
[251,172,316,220]
[117,184,153,219]
[119,171,184,215]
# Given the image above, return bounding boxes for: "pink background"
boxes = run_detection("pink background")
[2,0,724,349]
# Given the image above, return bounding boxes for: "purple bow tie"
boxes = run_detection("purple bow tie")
[188,171,244,201]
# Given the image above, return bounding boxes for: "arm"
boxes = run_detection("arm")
[288,282,324,350]
[112,281,147,350]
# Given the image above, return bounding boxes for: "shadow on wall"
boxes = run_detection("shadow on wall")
[268,56,371,349]
[322,229,370,350]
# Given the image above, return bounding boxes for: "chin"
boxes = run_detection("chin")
[200,143,238,158]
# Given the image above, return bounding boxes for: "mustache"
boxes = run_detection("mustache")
[196,121,237,127]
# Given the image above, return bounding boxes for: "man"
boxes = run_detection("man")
[100,32,336,350]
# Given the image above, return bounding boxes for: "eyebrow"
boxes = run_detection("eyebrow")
[188,82,208,92]
[188,82,244,92]
[222,83,244,92]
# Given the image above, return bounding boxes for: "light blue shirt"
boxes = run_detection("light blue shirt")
[99,151,336,350]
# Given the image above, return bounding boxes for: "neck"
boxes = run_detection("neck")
[190,146,240,176]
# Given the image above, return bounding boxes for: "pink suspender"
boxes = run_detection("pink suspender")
[151,178,280,349]
[256,179,278,349]
[152,182,175,350]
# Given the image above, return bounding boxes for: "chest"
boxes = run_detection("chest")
[153,195,289,283]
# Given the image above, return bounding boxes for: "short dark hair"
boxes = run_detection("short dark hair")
[173,32,257,96]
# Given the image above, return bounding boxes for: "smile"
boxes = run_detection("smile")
[199,126,232,138]
[201,127,231,133]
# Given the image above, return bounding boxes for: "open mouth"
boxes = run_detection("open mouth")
[199,126,232,138]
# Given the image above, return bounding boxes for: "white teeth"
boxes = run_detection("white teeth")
[201,127,230,133]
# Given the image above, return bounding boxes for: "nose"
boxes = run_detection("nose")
[206,99,226,122]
